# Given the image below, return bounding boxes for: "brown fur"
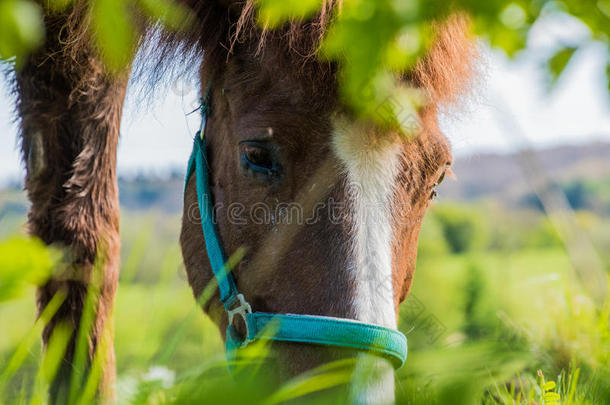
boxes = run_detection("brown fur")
[391,107,453,307]
[13,3,129,402]
[10,0,476,400]
[408,14,478,108]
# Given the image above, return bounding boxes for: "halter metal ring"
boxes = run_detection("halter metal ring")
[227,294,252,344]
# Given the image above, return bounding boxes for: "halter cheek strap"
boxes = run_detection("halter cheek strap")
[185,90,408,369]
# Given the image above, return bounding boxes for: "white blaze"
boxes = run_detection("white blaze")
[332,121,402,404]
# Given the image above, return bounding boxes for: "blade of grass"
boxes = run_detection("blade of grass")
[75,316,111,405]
[68,256,105,405]
[120,219,154,283]
[264,359,356,405]
[28,322,72,405]
[0,290,67,395]
[155,248,246,365]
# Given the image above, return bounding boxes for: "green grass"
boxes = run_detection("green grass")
[1,205,609,404]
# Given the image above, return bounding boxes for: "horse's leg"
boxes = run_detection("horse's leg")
[14,5,129,402]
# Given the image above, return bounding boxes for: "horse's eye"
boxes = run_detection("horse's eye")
[239,141,279,178]
[436,171,446,185]
[430,166,450,201]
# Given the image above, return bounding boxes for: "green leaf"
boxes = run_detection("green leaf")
[137,0,191,31]
[543,380,556,391]
[0,236,57,301]
[0,0,44,66]
[265,359,356,404]
[0,291,66,389]
[320,0,407,126]
[544,391,560,399]
[47,0,74,12]
[257,0,324,28]
[90,0,137,72]
[547,46,578,84]
[41,323,72,383]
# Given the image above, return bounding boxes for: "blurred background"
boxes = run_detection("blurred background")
[1,3,609,405]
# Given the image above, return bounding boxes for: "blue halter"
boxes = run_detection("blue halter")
[185,89,407,369]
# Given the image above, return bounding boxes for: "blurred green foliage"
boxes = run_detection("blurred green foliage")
[258,0,610,124]
[432,204,486,253]
[547,46,578,84]
[0,0,190,71]
[257,0,324,27]
[90,0,190,71]
[0,236,58,302]
[320,0,429,129]
[0,0,44,66]
[1,0,609,119]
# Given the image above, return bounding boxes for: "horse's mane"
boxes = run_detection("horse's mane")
[136,1,338,93]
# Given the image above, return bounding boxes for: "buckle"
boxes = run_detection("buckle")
[226,294,252,344]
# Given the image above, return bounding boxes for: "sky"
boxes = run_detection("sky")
[1,13,609,187]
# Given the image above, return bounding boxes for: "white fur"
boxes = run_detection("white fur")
[351,357,396,405]
[332,122,402,404]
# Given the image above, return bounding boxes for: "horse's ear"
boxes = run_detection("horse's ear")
[409,14,479,108]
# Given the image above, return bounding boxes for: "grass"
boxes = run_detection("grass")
[0,206,609,404]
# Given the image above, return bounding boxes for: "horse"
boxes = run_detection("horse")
[10,0,476,402]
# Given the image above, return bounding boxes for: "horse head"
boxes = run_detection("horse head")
[176,1,475,401]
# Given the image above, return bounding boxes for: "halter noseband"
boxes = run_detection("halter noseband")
[185,88,407,369]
